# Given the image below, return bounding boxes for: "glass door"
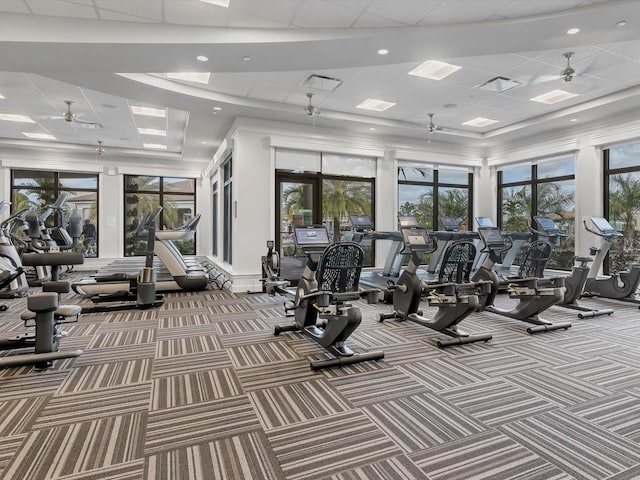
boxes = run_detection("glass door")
[276,174,320,282]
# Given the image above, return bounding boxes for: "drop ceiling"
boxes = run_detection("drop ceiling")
[0,0,639,164]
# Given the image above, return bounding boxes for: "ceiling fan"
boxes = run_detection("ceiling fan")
[426,113,442,143]
[304,93,319,116]
[561,52,576,82]
[60,100,103,129]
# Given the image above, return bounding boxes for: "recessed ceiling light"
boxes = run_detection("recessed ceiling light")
[570,118,579,122]
[368,127,376,131]
[242,56,251,62]
[201,141,208,144]
[566,27,580,35]
[377,49,389,55]
[443,103,457,109]
[143,143,167,150]
[22,132,56,140]
[200,0,230,7]
[101,103,118,109]
[166,72,211,84]
[616,20,627,27]
[131,105,166,118]
[356,98,396,111]
[462,117,499,127]
[213,106,223,111]
[408,60,461,80]
[0,113,35,123]
[0,94,5,99]
[196,55,209,62]
[530,89,578,104]
[138,128,166,136]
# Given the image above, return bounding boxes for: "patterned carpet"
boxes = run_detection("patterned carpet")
[1,284,640,480]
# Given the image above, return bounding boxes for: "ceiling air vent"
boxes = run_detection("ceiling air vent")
[303,74,342,92]
[477,76,521,93]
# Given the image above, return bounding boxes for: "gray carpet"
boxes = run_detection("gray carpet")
[1,285,640,480]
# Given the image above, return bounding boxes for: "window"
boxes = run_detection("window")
[604,143,640,273]
[212,180,218,257]
[124,175,196,256]
[223,157,232,264]
[11,170,99,257]
[398,165,473,231]
[498,158,575,270]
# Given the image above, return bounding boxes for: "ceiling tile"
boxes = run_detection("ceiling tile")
[94,0,162,22]
[24,0,99,18]
[365,0,440,26]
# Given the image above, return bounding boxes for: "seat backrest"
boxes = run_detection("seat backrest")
[317,242,364,293]
[518,240,552,278]
[439,240,476,284]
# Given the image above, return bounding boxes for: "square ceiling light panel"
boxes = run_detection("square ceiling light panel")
[303,74,343,91]
[131,105,166,118]
[356,98,396,111]
[530,89,578,104]
[166,72,211,85]
[462,117,499,127]
[408,60,461,80]
[0,113,35,122]
[200,0,230,7]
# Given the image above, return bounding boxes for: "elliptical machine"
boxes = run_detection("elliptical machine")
[379,225,493,347]
[0,201,29,298]
[472,226,572,333]
[273,225,383,370]
[533,216,613,318]
[582,217,640,303]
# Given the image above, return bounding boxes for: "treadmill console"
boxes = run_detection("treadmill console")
[478,227,506,249]
[398,215,419,228]
[440,216,460,232]
[294,225,331,252]
[401,226,431,251]
[534,216,559,234]
[475,217,494,228]
[349,214,374,231]
[590,217,618,236]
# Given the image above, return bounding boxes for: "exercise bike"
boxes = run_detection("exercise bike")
[273,225,383,370]
[472,226,572,334]
[533,216,613,319]
[582,217,640,304]
[379,225,493,347]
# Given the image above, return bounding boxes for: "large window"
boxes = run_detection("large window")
[398,165,472,231]
[223,158,232,264]
[212,180,218,257]
[124,175,196,256]
[11,169,99,257]
[604,143,640,273]
[498,158,575,270]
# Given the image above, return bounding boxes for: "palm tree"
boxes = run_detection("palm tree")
[536,182,575,219]
[438,188,469,226]
[609,174,640,250]
[502,186,531,232]
[322,180,371,241]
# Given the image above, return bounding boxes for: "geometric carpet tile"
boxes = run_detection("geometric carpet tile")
[506,368,611,407]
[248,379,352,430]
[555,358,640,391]
[0,371,69,401]
[438,378,558,426]
[499,410,640,480]
[150,368,243,410]
[267,409,401,480]
[57,359,153,394]
[397,357,489,391]
[568,393,640,443]
[0,395,50,437]
[42,461,145,480]
[410,429,572,480]
[144,395,261,455]
[323,454,429,480]
[145,431,284,480]
[1,412,146,480]
[152,350,233,378]
[454,348,547,376]
[362,392,486,453]
[329,368,429,407]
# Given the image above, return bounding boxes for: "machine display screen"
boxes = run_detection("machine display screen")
[398,216,418,228]
[591,217,615,233]
[534,216,558,232]
[349,214,373,229]
[479,227,505,246]
[401,227,430,248]
[440,216,459,231]
[475,217,494,228]
[294,226,330,247]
